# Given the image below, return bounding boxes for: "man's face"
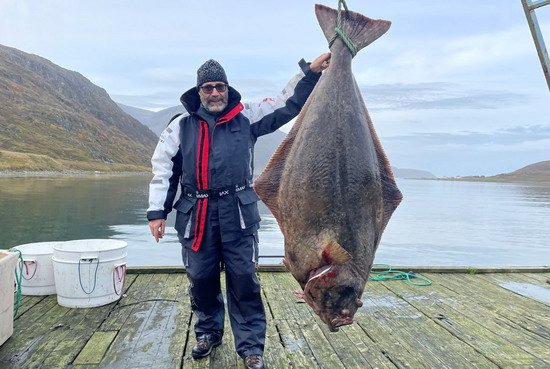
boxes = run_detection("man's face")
[198,82,228,113]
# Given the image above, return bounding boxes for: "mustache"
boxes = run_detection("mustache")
[207,97,225,102]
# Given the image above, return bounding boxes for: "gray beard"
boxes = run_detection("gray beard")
[202,101,227,114]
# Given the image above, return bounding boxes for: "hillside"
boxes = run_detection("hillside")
[391,167,436,179]
[492,160,550,182]
[0,44,158,169]
[444,161,550,183]
[118,104,184,136]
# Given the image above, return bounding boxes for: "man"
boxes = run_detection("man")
[147,53,330,369]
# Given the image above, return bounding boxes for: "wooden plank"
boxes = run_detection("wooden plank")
[416,274,550,362]
[125,274,183,363]
[29,276,138,367]
[152,274,193,369]
[73,331,118,364]
[99,273,173,368]
[23,287,128,368]
[482,273,550,304]
[40,328,101,368]
[381,274,548,367]
[260,273,296,369]
[262,272,357,369]
[360,284,458,368]
[339,322,398,369]
[126,266,550,274]
[520,272,550,285]
[260,273,327,368]
[3,271,548,368]
[14,295,48,320]
[273,319,319,369]
[99,274,152,331]
[359,282,494,369]
[0,275,136,368]
[260,273,323,368]
[127,266,185,274]
[0,296,69,365]
[276,274,399,369]
[428,273,550,341]
[487,271,550,289]
[132,274,189,368]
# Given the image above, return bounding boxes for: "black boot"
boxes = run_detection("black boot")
[244,354,265,369]
[191,333,222,359]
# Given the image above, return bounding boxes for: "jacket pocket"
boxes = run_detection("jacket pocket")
[174,197,196,238]
[236,189,261,229]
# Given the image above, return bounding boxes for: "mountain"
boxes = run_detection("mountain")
[0,44,158,169]
[117,104,184,136]
[391,167,436,179]
[121,102,437,179]
[442,160,550,183]
[120,103,286,174]
[490,161,550,182]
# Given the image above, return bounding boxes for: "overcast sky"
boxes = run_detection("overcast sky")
[1,0,549,176]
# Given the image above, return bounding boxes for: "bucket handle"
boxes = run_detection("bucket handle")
[78,257,99,295]
[21,259,38,281]
[113,262,127,296]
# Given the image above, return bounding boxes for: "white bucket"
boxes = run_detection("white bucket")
[11,242,60,296]
[52,239,127,308]
[0,250,18,346]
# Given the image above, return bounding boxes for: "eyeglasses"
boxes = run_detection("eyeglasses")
[199,83,227,94]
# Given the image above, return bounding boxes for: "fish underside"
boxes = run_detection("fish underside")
[254,4,402,332]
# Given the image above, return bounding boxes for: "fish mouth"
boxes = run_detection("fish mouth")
[329,316,353,331]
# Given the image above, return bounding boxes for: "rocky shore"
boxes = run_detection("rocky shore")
[0,170,150,178]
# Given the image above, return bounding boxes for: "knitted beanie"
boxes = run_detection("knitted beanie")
[196,59,228,87]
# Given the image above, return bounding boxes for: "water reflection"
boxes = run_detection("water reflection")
[0,175,151,248]
[1,176,549,267]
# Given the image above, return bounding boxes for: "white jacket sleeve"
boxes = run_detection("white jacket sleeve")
[147,118,183,220]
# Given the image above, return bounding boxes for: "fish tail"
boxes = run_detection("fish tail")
[315,4,391,54]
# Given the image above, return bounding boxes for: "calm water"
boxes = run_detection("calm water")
[1,175,549,267]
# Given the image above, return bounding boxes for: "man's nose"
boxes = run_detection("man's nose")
[210,88,221,96]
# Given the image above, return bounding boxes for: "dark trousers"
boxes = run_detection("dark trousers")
[179,209,265,358]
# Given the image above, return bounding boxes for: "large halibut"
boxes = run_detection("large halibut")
[254,4,402,331]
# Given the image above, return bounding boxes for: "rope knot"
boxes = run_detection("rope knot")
[328,0,358,57]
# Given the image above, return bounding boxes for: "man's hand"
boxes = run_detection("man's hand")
[149,219,166,243]
[310,52,331,73]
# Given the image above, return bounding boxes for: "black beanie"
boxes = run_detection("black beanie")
[196,59,228,87]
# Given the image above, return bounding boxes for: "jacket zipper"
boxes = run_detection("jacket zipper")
[248,147,253,177]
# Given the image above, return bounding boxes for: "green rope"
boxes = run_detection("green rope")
[369,264,433,286]
[328,0,358,57]
[9,248,24,318]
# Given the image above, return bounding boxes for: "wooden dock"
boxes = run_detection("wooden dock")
[0,268,549,368]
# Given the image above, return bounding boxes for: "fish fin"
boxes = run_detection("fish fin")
[315,4,391,54]
[254,94,314,222]
[353,78,403,233]
[320,239,351,264]
[307,264,334,283]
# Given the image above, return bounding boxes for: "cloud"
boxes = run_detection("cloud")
[111,92,180,111]
[355,20,550,86]
[384,124,550,147]
[381,125,550,176]
[360,82,529,110]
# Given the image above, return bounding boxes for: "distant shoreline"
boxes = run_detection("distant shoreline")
[415,176,550,186]
[0,170,150,178]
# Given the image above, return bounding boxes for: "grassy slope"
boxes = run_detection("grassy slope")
[0,150,149,172]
